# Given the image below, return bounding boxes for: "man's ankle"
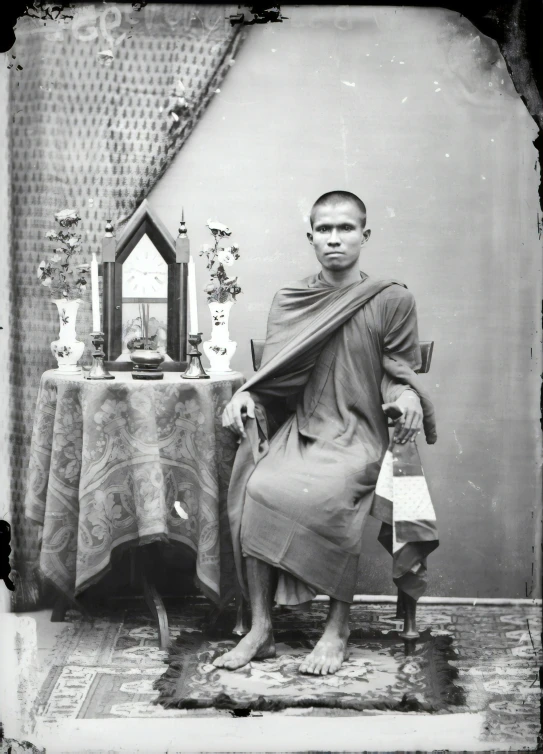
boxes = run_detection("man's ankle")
[248,619,273,636]
[323,622,350,641]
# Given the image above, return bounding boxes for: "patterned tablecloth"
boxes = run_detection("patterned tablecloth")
[25,370,245,606]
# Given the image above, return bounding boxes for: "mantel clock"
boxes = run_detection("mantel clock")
[101,200,190,371]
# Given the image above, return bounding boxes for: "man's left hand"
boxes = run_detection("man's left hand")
[385,390,423,444]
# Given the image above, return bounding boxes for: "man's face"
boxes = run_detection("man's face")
[307,202,371,272]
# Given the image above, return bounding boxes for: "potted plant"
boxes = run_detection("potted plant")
[128,303,165,380]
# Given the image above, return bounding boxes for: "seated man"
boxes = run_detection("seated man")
[214,190,436,676]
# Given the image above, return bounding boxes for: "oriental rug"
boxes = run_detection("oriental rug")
[33,601,541,749]
[154,603,462,714]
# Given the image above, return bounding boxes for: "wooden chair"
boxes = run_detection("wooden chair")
[245,337,435,642]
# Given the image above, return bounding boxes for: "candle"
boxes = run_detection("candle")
[187,255,199,334]
[91,251,100,332]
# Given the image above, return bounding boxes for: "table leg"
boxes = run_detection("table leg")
[51,591,91,622]
[129,548,138,590]
[138,546,170,649]
[51,596,69,622]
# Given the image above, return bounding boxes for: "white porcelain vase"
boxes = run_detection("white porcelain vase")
[50,299,85,375]
[203,301,237,373]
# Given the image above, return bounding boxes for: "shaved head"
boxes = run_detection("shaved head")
[310,191,367,228]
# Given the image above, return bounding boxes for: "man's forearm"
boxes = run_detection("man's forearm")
[381,373,419,406]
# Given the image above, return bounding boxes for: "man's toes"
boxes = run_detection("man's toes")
[312,660,325,675]
[299,657,316,674]
[213,650,242,669]
[322,660,335,675]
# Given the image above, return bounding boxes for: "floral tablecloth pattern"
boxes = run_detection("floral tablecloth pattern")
[25,371,245,604]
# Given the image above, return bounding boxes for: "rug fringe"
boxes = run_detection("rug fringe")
[152,635,196,704]
[431,635,467,707]
[153,689,450,714]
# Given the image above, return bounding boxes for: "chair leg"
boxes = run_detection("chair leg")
[395,589,406,619]
[399,591,420,639]
[233,593,250,636]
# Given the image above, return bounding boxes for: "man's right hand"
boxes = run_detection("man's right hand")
[222,393,256,438]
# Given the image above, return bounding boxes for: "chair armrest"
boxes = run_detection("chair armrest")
[417,341,434,374]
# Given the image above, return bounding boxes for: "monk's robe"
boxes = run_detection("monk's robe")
[227,272,437,606]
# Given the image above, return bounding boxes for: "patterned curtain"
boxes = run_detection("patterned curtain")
[9,4,245,609]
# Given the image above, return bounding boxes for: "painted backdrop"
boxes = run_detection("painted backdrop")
[149,5,541,598]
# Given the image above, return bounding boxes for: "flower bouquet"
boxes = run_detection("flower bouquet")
[200,220,242,303]
[38,209,89,299]
[38,209,89,374]
[200,220,242,373]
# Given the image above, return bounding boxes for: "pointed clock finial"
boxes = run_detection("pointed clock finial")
[102,218,116,262]
[176,207,190,262]
[178,207,188,238]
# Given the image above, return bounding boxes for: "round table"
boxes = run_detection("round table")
[25,370,245,646]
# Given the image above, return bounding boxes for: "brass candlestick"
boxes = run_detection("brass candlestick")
[182,333,209,379]
[87,332,115,380]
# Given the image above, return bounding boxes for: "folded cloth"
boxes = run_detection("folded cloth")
[372,437,439,600]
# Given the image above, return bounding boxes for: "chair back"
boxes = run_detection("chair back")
[250,338,434,373]
[250,339,266,372]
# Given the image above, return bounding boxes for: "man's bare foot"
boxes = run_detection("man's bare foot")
[299,631,350,675]
[212,627,275,671]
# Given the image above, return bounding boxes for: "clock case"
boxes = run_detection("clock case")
[102,200,189,371]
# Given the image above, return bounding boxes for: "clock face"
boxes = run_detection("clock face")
[119,234,170,361]
[122,234,168,299]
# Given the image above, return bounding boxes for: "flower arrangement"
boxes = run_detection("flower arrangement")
[199,220,242,303]
[37,209,90,299]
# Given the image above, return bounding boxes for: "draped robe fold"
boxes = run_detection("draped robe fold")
[227,272,437,606]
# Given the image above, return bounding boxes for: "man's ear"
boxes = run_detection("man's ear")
[362,228,371,244]
[306,231,314,245]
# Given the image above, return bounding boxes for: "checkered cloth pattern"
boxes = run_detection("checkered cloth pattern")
[372,439,439,600]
